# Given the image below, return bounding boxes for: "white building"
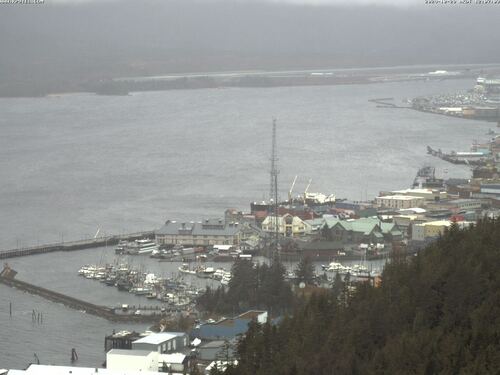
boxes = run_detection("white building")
[375,195,425,209]
[107,349,159,372]
[261,214,311,237]
[132,332,188,354]
[6,364,164,375]
[391,188,447,201]
[155,219,243,246]
[158,353,187,373]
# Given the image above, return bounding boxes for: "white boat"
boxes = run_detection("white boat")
[212,268,226,280]
[178,263,196,275]
[130,286,153,295]
[220,271,232,285]
[326,262,352,275]
[196,266,215,278]
[115,240,128,254]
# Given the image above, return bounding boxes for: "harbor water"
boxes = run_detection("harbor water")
[0,78,491,368]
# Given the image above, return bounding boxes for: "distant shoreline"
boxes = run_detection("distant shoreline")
[2,63,500,99]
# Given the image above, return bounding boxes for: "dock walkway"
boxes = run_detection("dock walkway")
[0,231,155,260]
[0,265,166,323]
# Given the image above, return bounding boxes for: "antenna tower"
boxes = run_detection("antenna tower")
[269,119,279,256]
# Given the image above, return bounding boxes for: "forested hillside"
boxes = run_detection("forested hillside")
[220,219,500,374]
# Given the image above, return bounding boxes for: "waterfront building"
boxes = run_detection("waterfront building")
[303,218,328,233]
[192,311,268,341]
[5,364,164,374]
[261,214,312,237]
[391,188,447,201]
[198,340,236,361]
[158,353,188,373]
[392,215,427,238]
[375,195,425,209]
[323,217,403,244]
[411,220,452,242]
[132,332,188,354]
[480,183,500,196]
[105,330,142,352]
[224,208,256,225]
[106,349,159,372]
[446,199,483,212]
[155,219,243,247]
[411,220,474,242]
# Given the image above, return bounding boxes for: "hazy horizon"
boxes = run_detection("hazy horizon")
[1,0,499,95]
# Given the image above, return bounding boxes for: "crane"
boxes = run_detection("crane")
[288,175,298,203]
[304,178,312,201]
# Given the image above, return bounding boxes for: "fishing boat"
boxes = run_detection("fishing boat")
[196,266,215,278]
[178,263,196,275]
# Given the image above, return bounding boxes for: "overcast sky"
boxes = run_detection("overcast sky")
[1,0,499,96]
[49,0,421,5]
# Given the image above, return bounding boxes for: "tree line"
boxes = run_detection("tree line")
[213,219,500,374]
[197,257,294,316]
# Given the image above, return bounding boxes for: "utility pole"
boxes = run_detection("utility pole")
[269,119,280,259]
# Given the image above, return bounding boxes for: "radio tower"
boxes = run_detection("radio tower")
[269,119,280,256]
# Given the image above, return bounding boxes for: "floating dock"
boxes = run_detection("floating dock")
[0,265,166,322]
[0,231,155,260]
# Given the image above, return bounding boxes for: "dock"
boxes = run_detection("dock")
[0,265,169,322]
[0,231,155,260]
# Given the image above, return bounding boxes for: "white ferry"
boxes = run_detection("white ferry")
[124,239,159,255]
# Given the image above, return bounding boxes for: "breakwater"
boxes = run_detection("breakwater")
[0,231,155,260]
[0,267,164,323]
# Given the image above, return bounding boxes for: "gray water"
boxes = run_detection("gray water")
[0,79,488,250]
[0,79,492,369]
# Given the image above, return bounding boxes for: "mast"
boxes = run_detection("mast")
[269,119,280,258]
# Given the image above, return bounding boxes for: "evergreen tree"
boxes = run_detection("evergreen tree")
[294,255,315,285]
[228,219,500,374]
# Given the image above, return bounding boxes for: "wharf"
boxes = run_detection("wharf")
[0,265,166,322]
[0,231,155,260]
[368,97,410,109]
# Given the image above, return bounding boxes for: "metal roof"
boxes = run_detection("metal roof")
[158,353,186,364]
[133,332,185,345]
[107,349,153,356]
[156,220,241,236]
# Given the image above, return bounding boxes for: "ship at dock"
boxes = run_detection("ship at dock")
[115,239,159,255]
[427,135,500,168]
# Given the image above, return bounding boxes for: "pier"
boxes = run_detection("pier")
[0,265,167,322]
[0,231,155,260]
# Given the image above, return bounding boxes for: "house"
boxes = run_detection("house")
[261,214,311,237]
[155,219,243,247]
[132,332,188,354]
